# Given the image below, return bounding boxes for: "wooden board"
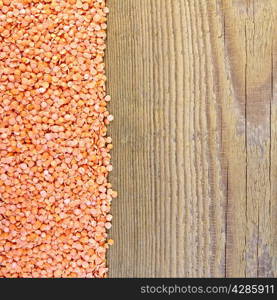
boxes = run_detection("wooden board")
[106,0,277,277]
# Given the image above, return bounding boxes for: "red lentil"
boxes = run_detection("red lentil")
[0,0,115,278]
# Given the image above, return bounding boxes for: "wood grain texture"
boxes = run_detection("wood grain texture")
[106,0,277,277]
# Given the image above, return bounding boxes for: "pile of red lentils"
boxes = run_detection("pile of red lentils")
[0,0,115,278]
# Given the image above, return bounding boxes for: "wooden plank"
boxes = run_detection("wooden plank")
[218,0,248,277]
[106,0,276,277]
[220,0,277,277]
[244,0,275,277]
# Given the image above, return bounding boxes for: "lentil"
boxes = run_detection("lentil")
[0,0,114,278]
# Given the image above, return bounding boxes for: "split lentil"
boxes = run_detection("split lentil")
[0,0,115,278]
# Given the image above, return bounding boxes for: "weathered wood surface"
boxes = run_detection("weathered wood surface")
[106,0,277,277]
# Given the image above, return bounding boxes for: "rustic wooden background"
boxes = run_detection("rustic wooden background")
[106,0,277,277]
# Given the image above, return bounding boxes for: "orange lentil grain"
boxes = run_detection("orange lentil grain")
[0,0,114,279]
